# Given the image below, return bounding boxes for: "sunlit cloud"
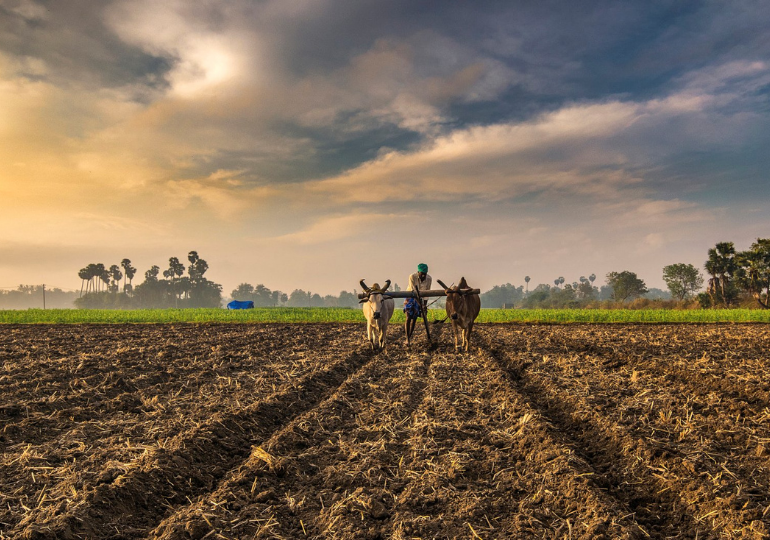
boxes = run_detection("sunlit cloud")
[162,171,279,220]
[271,213,409,245]
[304,101,666,204]
[106,0,259,97]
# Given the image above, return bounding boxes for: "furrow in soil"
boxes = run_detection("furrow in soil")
[380,339,643,539]
[6,325,370,539]
[146,344,430,540]
[482,324,770,539]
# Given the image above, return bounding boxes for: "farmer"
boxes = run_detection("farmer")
[404,263,432,345]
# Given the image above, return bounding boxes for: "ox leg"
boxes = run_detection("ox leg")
[379,325,386,350]
[464,322,473,352]
[451,321,460,351]
[367,320,375,350]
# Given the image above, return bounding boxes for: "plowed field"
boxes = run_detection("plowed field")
[2,323,770,539]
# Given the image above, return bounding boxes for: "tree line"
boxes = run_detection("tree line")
[480,238,770,309]
[0,285,79,309]
[230,283,371,308]
[478,275,670,309]
[700,239,770,309]
[75,251,222,308]
[5,238,766,310]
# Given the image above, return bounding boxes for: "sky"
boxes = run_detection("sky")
[1,0,769,296]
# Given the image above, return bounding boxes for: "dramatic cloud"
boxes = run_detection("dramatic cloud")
[307,60,770,207]
[1,0,769,294]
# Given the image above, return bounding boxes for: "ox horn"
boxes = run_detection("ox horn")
[436,279,450,291]
[359,279,372,294]
[381,279,391,292]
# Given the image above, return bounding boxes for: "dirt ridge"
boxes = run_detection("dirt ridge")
[480,325,770,538]
[12,345,373,539]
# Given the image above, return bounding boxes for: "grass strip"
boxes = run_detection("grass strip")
[2,308,770,324]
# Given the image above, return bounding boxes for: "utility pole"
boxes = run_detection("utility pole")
[42,284,46,309]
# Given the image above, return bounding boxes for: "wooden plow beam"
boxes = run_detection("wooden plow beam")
[355,288,480,300]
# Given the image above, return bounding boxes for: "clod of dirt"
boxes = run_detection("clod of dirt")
[184,519,210,540]
[369,499,390,520]
[254,488,277,503]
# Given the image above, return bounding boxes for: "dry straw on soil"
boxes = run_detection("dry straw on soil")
[2,323,770,539]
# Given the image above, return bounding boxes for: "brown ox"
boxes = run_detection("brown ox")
[439,277,481,352]
[359,279,395,351]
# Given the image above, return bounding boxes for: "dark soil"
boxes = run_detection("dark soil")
[1,323,769,539]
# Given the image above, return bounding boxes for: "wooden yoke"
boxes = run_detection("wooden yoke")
[356,289,480,300]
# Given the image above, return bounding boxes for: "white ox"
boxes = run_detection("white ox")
[359,279,395,351]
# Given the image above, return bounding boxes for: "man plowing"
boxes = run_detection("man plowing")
[404,263,432,346]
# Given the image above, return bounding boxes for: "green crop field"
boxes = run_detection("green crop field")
[1,308,770,324]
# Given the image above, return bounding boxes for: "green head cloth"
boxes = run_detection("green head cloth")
[417,263,428,273]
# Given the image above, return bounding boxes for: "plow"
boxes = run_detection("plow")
[358,279,480,343]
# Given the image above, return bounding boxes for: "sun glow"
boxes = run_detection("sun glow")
[170,38,241,97]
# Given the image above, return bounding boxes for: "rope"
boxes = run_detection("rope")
[426,282,453,324]
[426,282,454,308]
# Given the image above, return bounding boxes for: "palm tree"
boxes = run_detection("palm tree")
[125,263,136,295]
[86,263,99,294]
[94,263,106,292]
[705,242,737,306]
[559,276,565,287]
[187,254,208,301]
[524,276,530,294]
[589,274,596,286]
[145,265,160,281]
[188,251,200,283]
[121,259,129,291]
[166,257,185,307]
[174,258,185,303]
[173,258,186,280]
[167,257,179,285]
[554,279,560,288]
[100,266,110,292]
[735,239,770,309]
[109,265,123,294]
[78,267,90,297]
[121,259,136,294]
[192,258,207,280]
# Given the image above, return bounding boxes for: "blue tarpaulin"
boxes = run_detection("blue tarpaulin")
[227,300,255,309]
